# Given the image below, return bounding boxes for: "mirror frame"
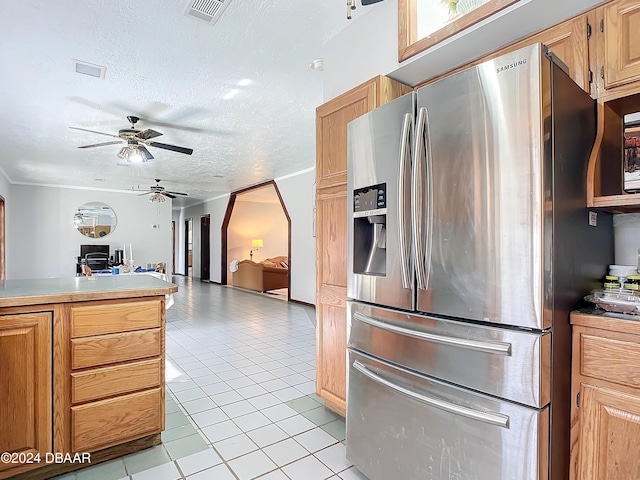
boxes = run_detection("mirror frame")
[398,0,520,63]
[73,202,117,239]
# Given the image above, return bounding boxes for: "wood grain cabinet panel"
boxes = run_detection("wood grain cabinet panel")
[577,385,640,480]
[71,328,161,369]
[71,358,162,404]
[71,388,163,452]
[603,0,640,89]
[315,76,411,415]
[71,299,162,338]
[570,313,640,480]
[0,312,52,474]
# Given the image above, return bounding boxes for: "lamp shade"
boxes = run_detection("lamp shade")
[251,239,263,248]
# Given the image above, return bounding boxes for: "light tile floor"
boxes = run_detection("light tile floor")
[52,276,368,480]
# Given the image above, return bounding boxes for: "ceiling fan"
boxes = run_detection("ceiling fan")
[136,179,188,203]
[69,116,193,162]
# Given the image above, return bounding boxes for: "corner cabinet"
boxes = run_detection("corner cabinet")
[569,312,640,480]
[315,76,411,415]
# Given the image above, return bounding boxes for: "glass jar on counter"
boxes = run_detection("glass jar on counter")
[604,275,621,289]
[623,275,640,291]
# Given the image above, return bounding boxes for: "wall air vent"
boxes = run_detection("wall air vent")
[72,59,106,79]
[185,0,233,26]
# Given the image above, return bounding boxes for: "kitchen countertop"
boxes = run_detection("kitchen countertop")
[0,275,178,308]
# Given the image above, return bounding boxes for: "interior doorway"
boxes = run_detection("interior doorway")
[221,181,291,301]
[185,218,193,277]
[200,214,210,282]
[172,220,176,274]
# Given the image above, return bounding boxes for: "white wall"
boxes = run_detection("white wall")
[614,214,640,268]
[275,169,316,305]
[228,201,288,268]
[9,185,172,280]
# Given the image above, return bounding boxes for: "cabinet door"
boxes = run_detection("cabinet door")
[578,384,640,479]
[0,313,52,473]
[316,83,375,190]
[316,187,348,415]
[604,0,640,89]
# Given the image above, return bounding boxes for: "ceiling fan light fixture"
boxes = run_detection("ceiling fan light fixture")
[149,192,166,203]
[117,144,148,163]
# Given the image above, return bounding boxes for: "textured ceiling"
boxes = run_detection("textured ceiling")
[0,0,349,207]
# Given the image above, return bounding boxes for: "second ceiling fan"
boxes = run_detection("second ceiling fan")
[70,116,194,162]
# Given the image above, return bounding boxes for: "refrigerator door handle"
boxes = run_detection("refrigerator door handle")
[353,311,512,356]
[412,107,427,290]
[352,360,510,428]
[398,112,414,290]
[422,107,434,289]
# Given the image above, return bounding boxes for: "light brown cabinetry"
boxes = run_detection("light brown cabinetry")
[0,312,52,475]
[570,312,640,480]
[315,76,411,415]
[69,298,165,453]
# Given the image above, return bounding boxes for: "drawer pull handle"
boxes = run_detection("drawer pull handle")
[352,360,510,428]
[353,312,512,356]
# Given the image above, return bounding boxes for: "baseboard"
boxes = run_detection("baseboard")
[289,298,315,308]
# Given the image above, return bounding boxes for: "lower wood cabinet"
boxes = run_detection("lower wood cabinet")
[570,312,640,480]
[0,312,52,475]
[71,388,163,452]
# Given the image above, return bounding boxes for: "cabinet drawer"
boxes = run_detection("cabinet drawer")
[71,388,163,452]
[581,333,640,389]
[71,299,162,338]
[71,329,161,370]
[71,358,162,404]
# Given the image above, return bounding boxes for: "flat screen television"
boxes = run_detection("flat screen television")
[80,244,109,259]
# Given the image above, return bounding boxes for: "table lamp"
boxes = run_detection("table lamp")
[250,239,263,261]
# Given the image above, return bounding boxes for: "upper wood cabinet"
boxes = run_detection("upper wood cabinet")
[398,0,519,62]
[315,76,411,415]
[316,77,411,190]
[0,312,52,475]
[603,0,640,90]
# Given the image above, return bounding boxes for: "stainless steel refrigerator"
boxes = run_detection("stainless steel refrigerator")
[345,43,613,480]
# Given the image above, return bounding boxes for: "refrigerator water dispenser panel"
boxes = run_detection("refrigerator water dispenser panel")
[353,184,387,276]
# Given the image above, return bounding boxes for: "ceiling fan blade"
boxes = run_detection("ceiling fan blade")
[78,140,123,149]
[163,193,177,199]
[166,190,188,196]
[137,145,155,160]
[69,127,119,138]
[147,141,193,155]
[136,129,163,140]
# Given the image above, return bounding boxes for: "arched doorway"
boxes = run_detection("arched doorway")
[221,181,291,301]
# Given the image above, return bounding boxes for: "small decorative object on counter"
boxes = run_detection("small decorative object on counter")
[624,275,640,291]
[608,265,638,286]
[604,275,621,289]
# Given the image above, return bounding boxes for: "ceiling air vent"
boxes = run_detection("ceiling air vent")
[185,0,232,26]
[72,59,106,79]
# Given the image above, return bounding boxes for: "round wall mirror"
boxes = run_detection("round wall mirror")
[74,202,117,238]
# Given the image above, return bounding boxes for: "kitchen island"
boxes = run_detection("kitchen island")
[0,275,177,480]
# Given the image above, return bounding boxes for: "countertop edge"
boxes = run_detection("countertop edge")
[0,285,178,308]
[571,310,640,335]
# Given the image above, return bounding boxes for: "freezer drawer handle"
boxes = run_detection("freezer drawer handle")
[352,360,510,429]
[354,311,512,356]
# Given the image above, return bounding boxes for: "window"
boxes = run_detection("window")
[398,0,519,62]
